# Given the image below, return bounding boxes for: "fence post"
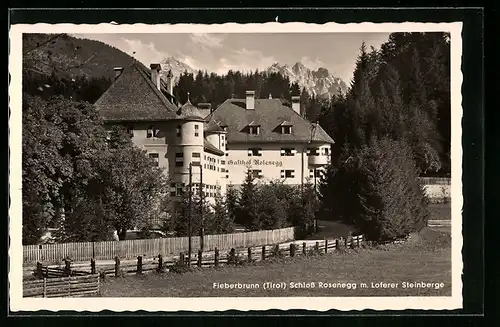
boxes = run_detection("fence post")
[247,247,252,263]
[64,259,71,277]
[36,262,43,279]
[335,239,340,250]
[229,248,236,264]
[290,243,295,257]
[344,237,348,248]
[357,235,361,247]
[261,245,266,261]
[43,278,47,298]
[302,242,306,255]
[325,239,328,253]
[137,256,143,275]
[114,256,120,277]
[91,258,96,275]
[197,250,202,267]
[214,248,219,267]
[350,237,356,249]
[315,241,319,253]
[158,254,163,273]
[179,252,185,267]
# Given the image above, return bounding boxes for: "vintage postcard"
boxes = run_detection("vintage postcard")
[9,20,463,312]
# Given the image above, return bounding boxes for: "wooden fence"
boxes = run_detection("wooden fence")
[23,227,297,264]
[419,177,451,185]
[27,235,365,279]
[23,274,100,298]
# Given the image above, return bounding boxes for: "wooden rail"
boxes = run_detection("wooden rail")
[24,227,298,264]
[27,235,366,279]
[23,274,100,298]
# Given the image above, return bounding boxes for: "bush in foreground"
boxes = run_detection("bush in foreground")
[354,137,430,241]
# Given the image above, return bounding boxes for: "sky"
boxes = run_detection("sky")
[72,33,391,83]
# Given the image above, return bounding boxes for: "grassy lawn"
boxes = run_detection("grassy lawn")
[100,228,451,297]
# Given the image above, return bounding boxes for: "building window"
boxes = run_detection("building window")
[307,148,319,156]
[247,148,262,157]
[322,147,330,156]
[194,124,199,137]
[309,169,321,178]
[250,169,262,179]
[280,148,295,156]
[204,164,206,169]
[175,183,185,197]
[175,153,184,167]
[221,160,225,165]
[248,126,260,135]
[148,153,159,167]
[221,168,226,173]
[281,170,295,178]
[176,125,181,137]
[147,126,160,138]
[281,126,292,134]
[225,153,229,156]
[192,152,201,162]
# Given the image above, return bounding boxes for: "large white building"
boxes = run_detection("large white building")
[94,62,335,203]
[207,90,334,188]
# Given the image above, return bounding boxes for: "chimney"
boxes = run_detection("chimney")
[166,69,174,95]
[291,95,300,114]
[246,90,255,110]
[150,63,161,90]
[114,67,123,80]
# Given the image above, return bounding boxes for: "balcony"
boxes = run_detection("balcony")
[144,137,166,145]
[308,154,328,166]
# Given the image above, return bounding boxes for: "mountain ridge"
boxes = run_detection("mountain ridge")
[159,57,348,98]
[22,33,348,98]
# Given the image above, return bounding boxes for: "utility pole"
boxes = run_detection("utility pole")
[199,164,204,251]
[188,163,192,267]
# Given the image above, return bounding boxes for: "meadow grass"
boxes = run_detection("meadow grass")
[100,227,452,297]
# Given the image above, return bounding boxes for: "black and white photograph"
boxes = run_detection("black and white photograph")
[9,20,463,311]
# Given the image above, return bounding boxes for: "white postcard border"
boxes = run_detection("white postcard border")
[9,21,464,312]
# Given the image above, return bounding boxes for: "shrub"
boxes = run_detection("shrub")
[353,137,431,241]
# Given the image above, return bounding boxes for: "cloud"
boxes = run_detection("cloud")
[300,56,325,70]
[217,48,276,74]
[121,37,167,64]
[189,33,225,49]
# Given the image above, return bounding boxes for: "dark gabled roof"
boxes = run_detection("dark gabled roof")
[95,62,179,122]
[204,120,226,133]
[207,98,335,144]
[176,98,205,120]
[204,138,224,156]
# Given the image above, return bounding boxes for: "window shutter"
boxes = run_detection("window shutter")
[306,148,311,155]
[280,149,285,155]
[248,149,253,156]
[280,170,285,178]
[258,149,262,156]
[309,170,314,178]
[292,149,297,155]
[291,171,295,178]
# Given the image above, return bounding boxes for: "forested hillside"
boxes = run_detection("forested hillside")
[23,33,135,79]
